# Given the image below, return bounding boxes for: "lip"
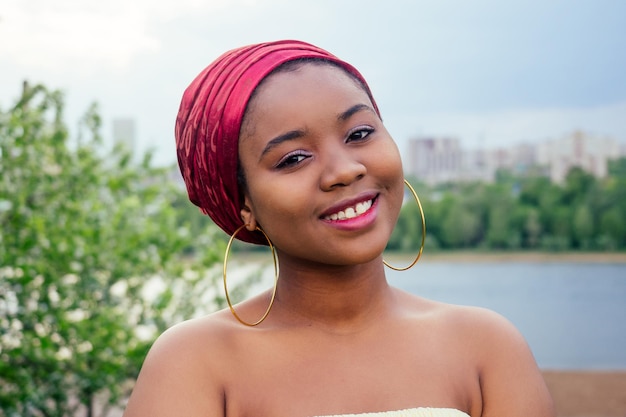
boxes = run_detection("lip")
[319,191,379,231]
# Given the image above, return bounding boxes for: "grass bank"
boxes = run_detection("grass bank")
[384,250,626,264]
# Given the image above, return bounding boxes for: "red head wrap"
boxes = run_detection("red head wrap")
[175,40,379,244]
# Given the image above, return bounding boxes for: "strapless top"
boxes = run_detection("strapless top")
[314,408,469,417]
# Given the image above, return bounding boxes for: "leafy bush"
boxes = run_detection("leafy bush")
[0,83,232,417]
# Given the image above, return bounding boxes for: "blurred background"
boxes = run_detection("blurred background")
[1,1,625,416]
[1,0,625,165]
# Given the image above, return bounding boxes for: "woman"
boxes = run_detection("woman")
[123,40,554,417]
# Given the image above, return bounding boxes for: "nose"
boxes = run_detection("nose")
[319,147,367,191]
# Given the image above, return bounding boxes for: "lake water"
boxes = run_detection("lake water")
[386,262,626,370]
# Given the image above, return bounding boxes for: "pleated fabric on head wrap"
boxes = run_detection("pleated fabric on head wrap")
[175,40,379,245]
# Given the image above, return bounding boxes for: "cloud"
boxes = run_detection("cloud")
[1,0,624,166]
[0,0,232,74]
[389,101,626,151]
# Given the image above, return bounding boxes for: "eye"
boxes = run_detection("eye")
[275,151,310,169]
[347,126,374,142]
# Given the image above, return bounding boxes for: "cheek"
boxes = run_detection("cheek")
[246,178,303,227]
[370,139,405,211]
[370,138,403,179]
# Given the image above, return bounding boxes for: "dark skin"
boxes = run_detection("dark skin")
[123,64,555,417]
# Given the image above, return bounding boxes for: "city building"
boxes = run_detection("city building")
[406,131,623,185]
[537,130,622,183]
[406,136,463,185]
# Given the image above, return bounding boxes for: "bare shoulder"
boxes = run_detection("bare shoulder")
[431,303,539,374]
[399,291,522,343]
[464,306,555,417]
[398,292,555,417]
[398,294,529,353]
[430,301,529,350]
[123,310,236,417]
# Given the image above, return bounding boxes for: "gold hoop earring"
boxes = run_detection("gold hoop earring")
[223,224,279,326]
[383,179,426,271]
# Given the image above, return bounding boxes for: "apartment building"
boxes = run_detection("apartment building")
[537,130,622,183]
[406,131,623,185]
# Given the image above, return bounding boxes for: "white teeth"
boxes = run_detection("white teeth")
[325,199,372,221]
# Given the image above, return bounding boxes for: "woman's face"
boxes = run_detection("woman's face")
[238,63,404,267]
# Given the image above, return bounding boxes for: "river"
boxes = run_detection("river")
[386,261,626,370]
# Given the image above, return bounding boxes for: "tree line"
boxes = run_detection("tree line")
[388,161,626,252]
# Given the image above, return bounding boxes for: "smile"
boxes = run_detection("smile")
[323,199,373,221]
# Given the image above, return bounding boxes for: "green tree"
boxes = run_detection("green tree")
[385,178,426,251]
[598,207,626,249]
[0,84,238,416]
[562,167,595,205]
[483,184,519,249]
[608,157,626,178]
[572,204,594,249]
[522,207,542,249]
[394,155,626,252]
[596,163,626,249]
[438,196,482,248]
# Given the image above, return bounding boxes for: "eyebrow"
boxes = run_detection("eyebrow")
[260,129,306,159]
[259,103,376,160]
[337,103,375,121]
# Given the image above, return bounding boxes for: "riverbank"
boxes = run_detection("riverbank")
[384,250,626,264]
[543,370,626,416]
[238,250,626,264]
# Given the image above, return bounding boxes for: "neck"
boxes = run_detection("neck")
[270,253,395,332]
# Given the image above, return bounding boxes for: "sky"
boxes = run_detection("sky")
[1,0,625,166]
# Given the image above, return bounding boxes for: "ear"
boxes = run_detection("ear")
[240,193,258,232]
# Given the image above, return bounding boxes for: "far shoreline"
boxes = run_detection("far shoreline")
[384,250,626,264]
[542,370,626,416]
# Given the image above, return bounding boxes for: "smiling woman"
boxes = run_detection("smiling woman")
[123,40,556,417]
